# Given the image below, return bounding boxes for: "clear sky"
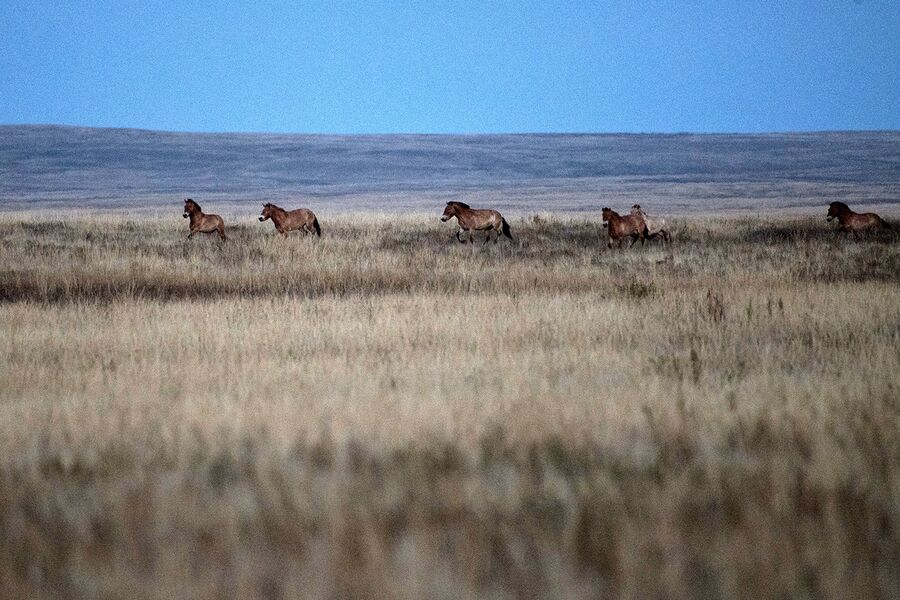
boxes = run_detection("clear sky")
[1,1,898,133]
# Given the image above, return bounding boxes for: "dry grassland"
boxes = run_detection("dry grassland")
[1,212,898,599]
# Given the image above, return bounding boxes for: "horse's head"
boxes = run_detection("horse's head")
[630,204,645,217]
[601,207,614,223]
[441,202,458,222]
[827,201,848,222]
[183,199,199,218]
[259,203,274,222]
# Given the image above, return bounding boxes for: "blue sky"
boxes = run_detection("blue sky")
[1,1,898,133]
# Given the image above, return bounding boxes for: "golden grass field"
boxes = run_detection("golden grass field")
[0,211,898,599]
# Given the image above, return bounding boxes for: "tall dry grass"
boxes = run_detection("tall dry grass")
[0,212,898,599]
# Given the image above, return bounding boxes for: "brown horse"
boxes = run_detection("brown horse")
[183,199,226,240]
[826,202,887,235]
[441,201,513,244]
[602,207,646,248]
[259,203,321,237]
[631,204,671,243]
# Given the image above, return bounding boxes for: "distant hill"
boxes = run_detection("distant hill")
[1,125,898,214]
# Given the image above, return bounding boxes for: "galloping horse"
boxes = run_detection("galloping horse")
[258,203,321,237]
[440,201,513,244]
[601,207,646,248]
[630,204,671,243]
[183,199,227,240]
[826,202,887,235]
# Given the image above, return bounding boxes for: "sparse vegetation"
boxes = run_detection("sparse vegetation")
[1,213,898,599]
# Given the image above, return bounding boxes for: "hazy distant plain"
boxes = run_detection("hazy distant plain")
[1,126,898,216]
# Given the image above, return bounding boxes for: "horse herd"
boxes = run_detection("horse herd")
[183,198,890,246]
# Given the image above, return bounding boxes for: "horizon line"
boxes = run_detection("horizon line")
[2,122,898,137]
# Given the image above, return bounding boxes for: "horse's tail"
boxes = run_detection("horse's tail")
[501,217,513,240]
[312,217,321,237]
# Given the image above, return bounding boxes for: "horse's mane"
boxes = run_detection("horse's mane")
[447,201,470,209]
[263,202,283,211]
[601,207,620,217]
[829,201,850,211]
[184,198,200,210]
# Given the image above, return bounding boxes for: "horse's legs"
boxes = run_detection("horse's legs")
[456,228,466,243]
[469,230,475,244]
[218,225,227,241]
